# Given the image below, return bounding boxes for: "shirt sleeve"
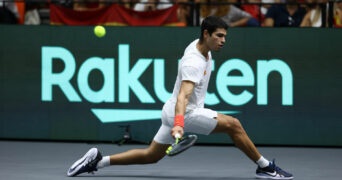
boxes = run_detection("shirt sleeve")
[181,65,202,85]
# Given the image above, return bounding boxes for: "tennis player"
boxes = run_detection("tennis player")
[67,16,293,179]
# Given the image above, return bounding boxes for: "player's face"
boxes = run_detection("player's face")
[207,28,227,51]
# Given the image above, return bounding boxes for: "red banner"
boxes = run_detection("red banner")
[50,4,185,26]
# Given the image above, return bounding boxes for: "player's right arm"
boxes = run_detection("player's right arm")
[171,80,195,138]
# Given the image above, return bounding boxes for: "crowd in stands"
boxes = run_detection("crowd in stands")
[1,0,341,27]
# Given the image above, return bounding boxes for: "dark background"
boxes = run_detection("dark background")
[1,26,341,146]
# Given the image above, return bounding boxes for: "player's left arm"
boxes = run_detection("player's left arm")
[171,80,195,138]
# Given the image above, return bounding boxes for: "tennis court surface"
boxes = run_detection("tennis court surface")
[1,140,340,180]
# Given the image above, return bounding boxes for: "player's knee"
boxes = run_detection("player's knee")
[143,150,163,164]
[222,116,244,134]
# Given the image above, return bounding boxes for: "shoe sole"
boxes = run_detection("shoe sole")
[255,174,293,179]
[67,148,99,177]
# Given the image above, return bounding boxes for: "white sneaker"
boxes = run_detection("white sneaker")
[67,148,102,177]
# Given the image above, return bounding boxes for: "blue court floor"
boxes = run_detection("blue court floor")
[0,140,341,180]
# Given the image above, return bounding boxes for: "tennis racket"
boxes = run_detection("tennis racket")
[166,133,198,156]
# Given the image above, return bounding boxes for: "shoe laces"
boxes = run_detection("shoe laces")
[270,159,290,175]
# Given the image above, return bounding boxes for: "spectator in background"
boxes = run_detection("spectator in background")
[300,0,328,27]
[260,0,283,16]
[24,2,43,25]
[240,0,265,25]
[0,1,19,24]
[120,0,138,9]
[134,0,190,26]
[199,0,259,27]
[73,0,106,11]
[176,0,191,25]
[263,0,306,27]
[134,0,173,11]
[334,0,342,27]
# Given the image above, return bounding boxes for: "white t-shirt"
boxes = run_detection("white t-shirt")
[169,39,212,112]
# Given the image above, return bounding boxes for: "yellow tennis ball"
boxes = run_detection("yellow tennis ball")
[94,25,106,38]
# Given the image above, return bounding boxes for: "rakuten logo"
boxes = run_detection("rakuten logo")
[41,45,293,123]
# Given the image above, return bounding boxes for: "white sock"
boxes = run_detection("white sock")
[256,156,270,168]
[97,156,110,169]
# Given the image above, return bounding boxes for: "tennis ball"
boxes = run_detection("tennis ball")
[94,25,106,38]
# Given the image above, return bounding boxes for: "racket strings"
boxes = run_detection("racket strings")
[166,135,198,156]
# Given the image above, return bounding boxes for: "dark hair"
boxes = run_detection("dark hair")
[200,16,228,41]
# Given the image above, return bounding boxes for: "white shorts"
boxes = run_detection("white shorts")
[153,100,218,144]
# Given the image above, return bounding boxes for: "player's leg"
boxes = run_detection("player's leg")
[102,124,172,166]
[211,113,261,162]
[67,124,171,177]
[107,106,174,165]
[212,113,293,179]
[67,141,169,177]
[109,140,169,165]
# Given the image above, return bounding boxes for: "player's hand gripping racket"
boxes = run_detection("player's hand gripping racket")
[166,133,198,156]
